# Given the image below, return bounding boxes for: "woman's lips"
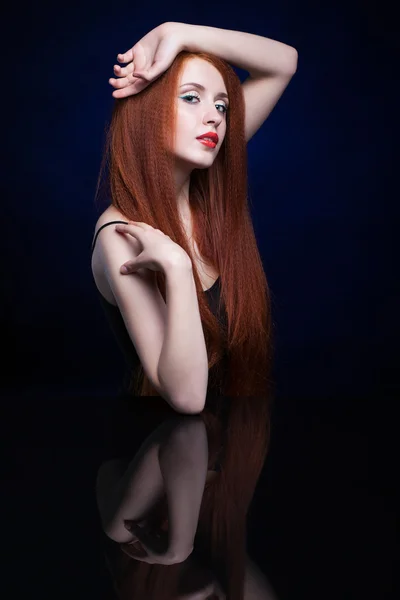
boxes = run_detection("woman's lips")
[197,139,217,148]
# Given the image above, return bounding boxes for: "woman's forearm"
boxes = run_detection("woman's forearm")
[157,261,209,414]
[171,21,298,77]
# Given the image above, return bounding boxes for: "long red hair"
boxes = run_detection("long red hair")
[95,50,276,599]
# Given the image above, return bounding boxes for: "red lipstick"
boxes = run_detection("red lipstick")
[196,131,219,144]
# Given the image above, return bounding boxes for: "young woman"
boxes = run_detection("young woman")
[92,20,297,595]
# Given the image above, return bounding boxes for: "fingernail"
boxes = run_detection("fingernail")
[121,266,128,274]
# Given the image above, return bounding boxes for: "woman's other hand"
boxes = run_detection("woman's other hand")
[120,521,193,565]
[109,22,187,99]
[115,221,191,276]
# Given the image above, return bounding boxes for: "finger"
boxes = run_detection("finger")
[115,222,145,229]
[112,85,138,99]
[133,60,164,82]
[109,73,143,88]
[118,222,152,230]
[113,62,135,77]
[131,71,150,81]
[109,76,128,89]
[121,543,147,559]
[129,522,155,546]
[115,224,141,242]
[111,78,150,98]
[117,49,134,63]
[120,260,149,274]
[115,223,138,233]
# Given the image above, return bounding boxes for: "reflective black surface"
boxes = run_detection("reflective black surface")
[3,388,393,599]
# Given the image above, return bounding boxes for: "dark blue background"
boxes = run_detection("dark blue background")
[3,1,397,598]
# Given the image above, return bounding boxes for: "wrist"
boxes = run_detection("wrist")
[163,21,193,53]
[162,253,192,277]
[166,543,194,564]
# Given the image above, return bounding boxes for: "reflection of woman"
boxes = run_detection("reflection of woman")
[92,20,297,597]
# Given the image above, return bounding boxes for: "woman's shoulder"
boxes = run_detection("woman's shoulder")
[95,204,129,231]
[91,204,132,304]
[92,205,130,247]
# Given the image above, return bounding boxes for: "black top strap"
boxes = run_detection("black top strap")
[91,220,129,253]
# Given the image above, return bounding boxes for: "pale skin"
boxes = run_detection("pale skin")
[97,418,279,598]
[108,21,297,271]
[96,415,210,563]
[109,21,298,143]
[95,21,297,572]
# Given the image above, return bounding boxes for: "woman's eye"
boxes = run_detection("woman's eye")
[180,94,199,103]
[180,94,228,114]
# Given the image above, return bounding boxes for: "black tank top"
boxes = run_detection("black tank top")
[91,220,224,385]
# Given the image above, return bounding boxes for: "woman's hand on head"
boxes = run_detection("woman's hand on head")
[109,22,187,99]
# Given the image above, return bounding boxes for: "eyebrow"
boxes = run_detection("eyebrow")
[179,82,229,100]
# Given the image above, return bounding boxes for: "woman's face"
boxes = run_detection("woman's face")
[172,58,229,174]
